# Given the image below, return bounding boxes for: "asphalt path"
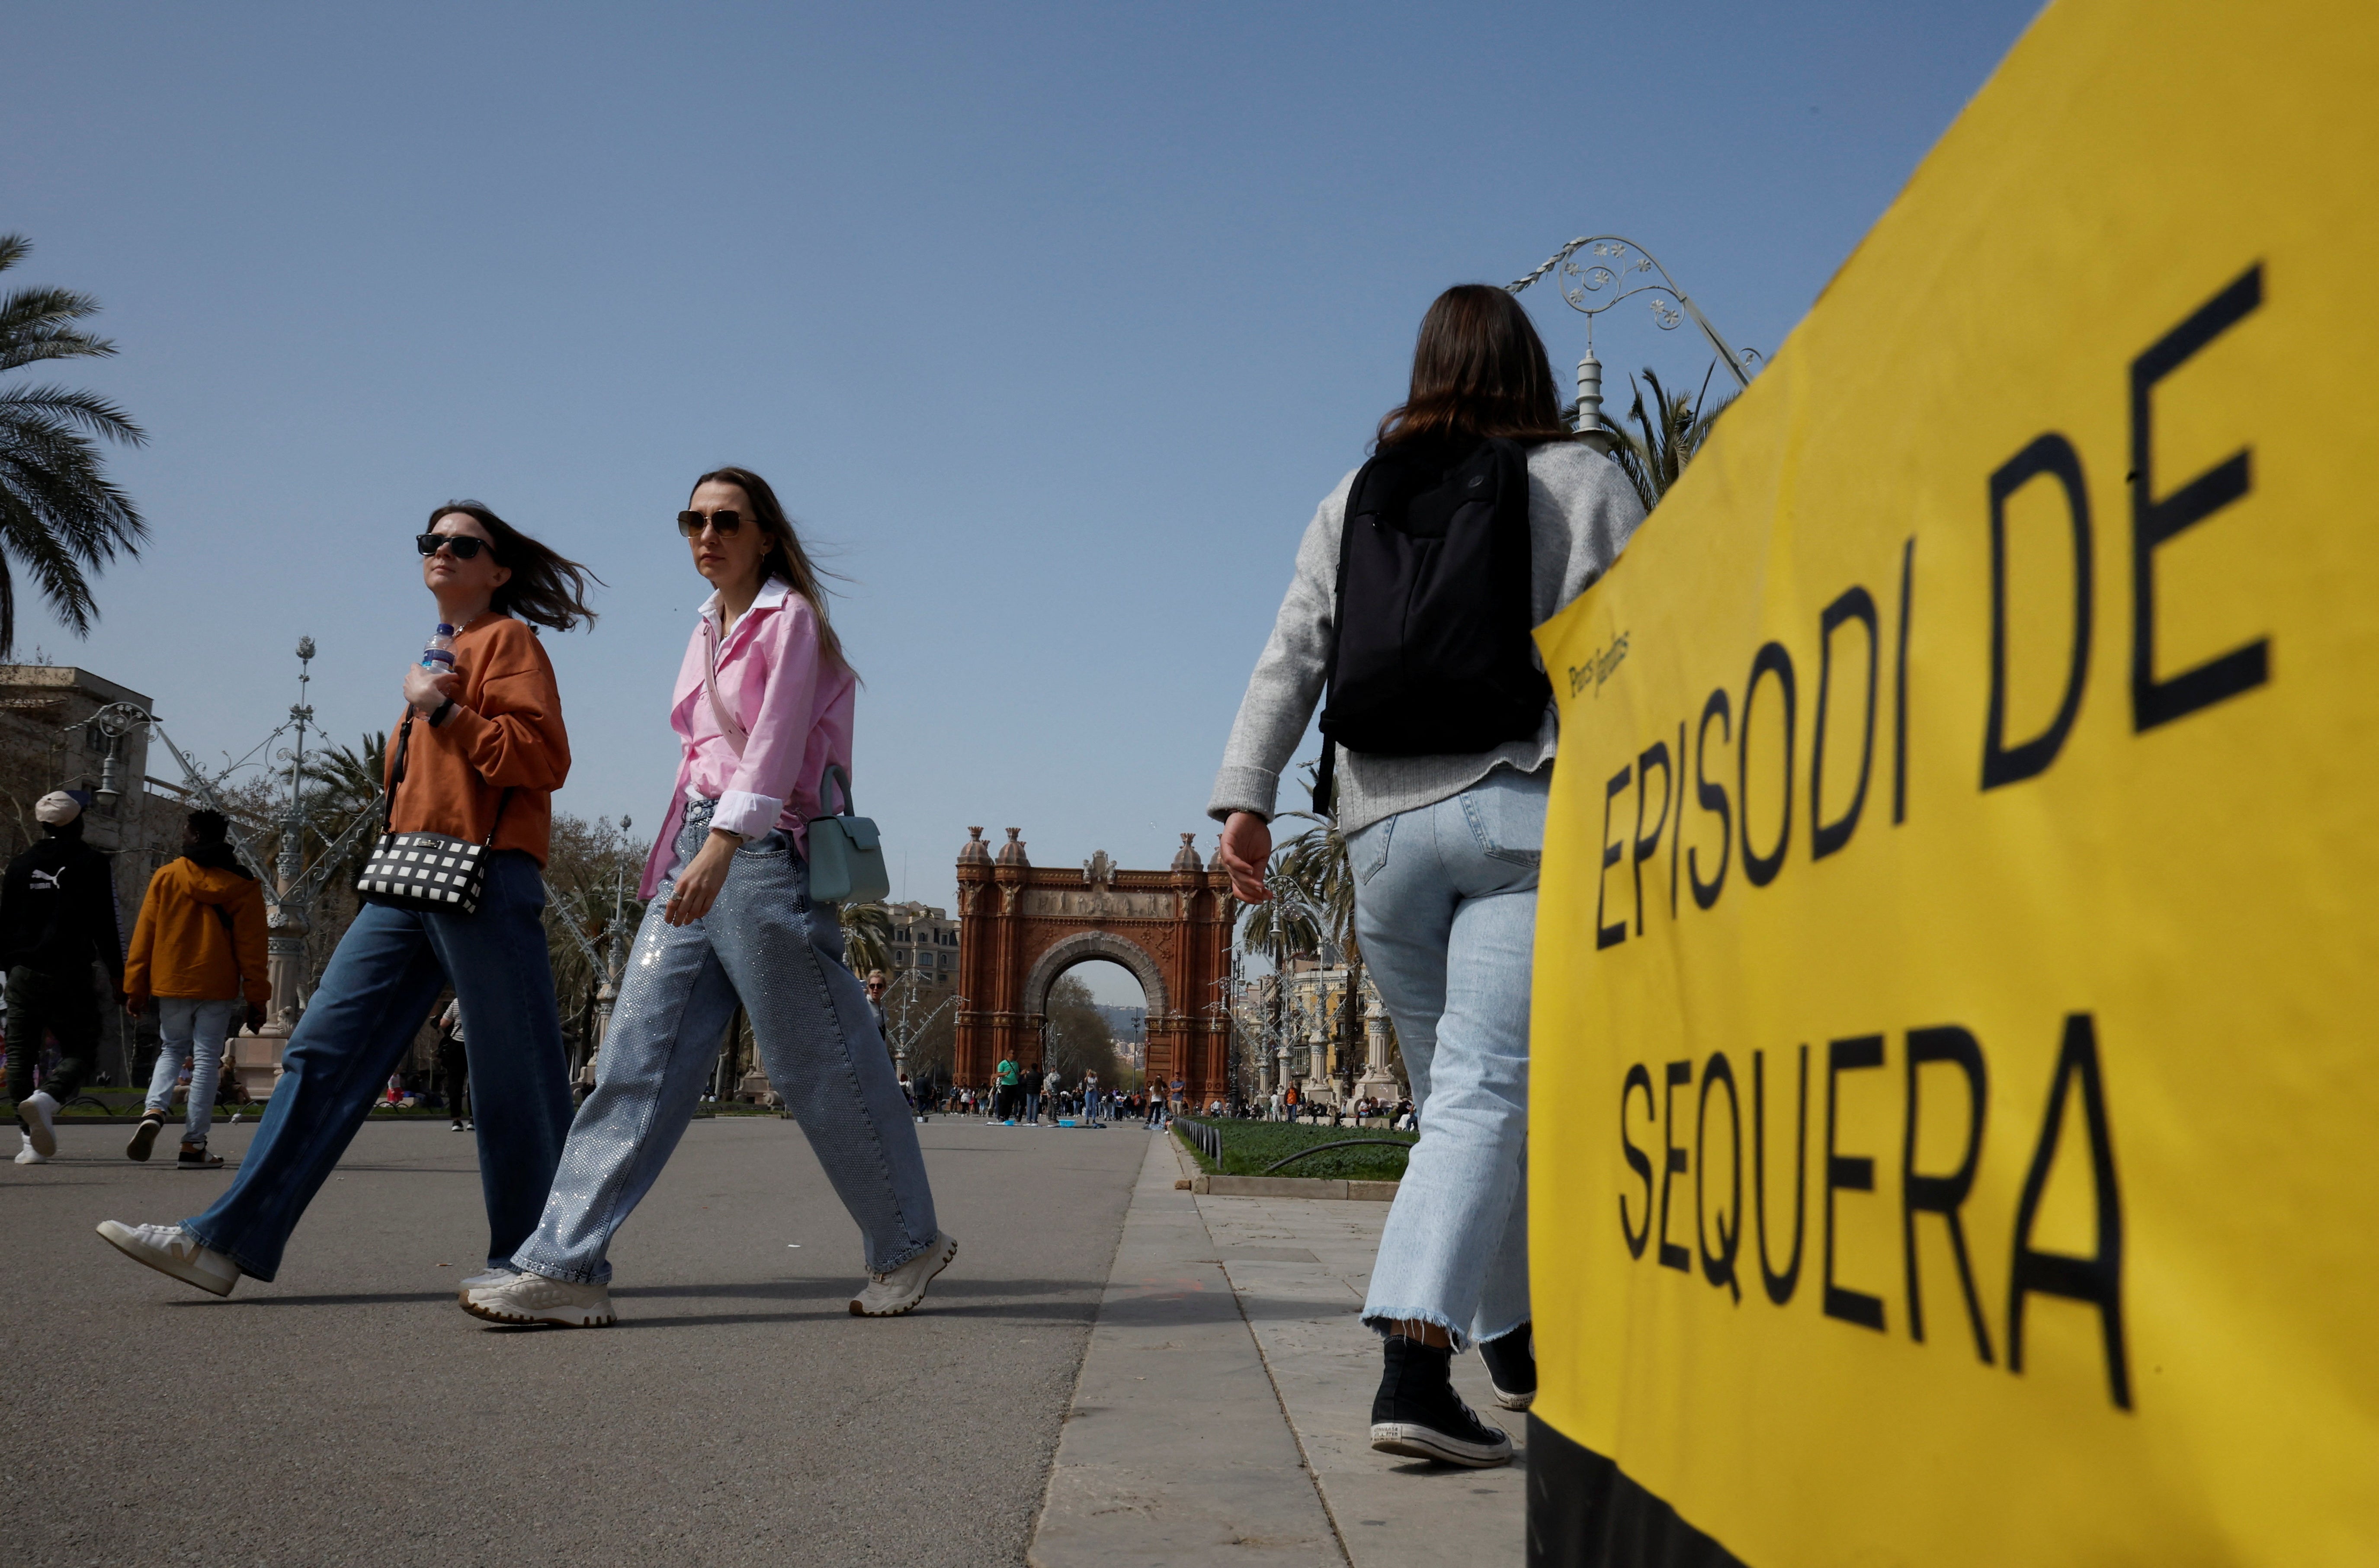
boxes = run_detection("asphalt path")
[3,1113,1152,1567]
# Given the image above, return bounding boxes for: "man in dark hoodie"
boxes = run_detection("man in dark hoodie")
[6,790,125,1165]
[122,810,269,1169]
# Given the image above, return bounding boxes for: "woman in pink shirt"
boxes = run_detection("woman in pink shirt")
[467,466,953,1328]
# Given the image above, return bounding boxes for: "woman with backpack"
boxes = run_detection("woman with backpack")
[1210,285,1646,1468]
[98,502,593,1297]
[461,467,952,1328]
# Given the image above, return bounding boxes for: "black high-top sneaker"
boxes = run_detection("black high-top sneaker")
[1369,1335,1513,1467]
[1479,1322,1536,1411]
[126,1112,168,1162]
[176,1143,224,1170]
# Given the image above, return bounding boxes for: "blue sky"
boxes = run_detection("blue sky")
[5,2,2041,1002]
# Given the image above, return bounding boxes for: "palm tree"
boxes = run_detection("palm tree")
[303,731,389,890]
[1277,810,1364,1090]
[1236,829,1323,1088]
[1607,363,1734,515]
[0,235,147,655]
[840,900,893,976]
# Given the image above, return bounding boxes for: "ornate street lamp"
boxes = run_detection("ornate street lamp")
[1508,236,1760,451]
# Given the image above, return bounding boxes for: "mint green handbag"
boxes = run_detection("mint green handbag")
[807,763,889,905]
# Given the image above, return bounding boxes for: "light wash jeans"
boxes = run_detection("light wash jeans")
[144,996,239,1146]
[185,851,575,1281]
[513,803,941,1284]
[1351,764,1545,1351]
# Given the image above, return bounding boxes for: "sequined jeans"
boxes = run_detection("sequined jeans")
[512,803,941,1283]
[1351,765,1545,1351]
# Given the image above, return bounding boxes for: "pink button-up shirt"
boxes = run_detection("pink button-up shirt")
[638,577,856,899]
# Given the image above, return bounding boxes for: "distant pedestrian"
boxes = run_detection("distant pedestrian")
[6,790,124,1165]
[1210,284,1645,1467]
[994,1054,1020,1122]
[122,809,269,1170]
[437,998,471,1131]
[865,970,889,1048]
[1023,1062,1045,1126]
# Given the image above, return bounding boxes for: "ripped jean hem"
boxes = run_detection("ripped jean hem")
[1361,1306,1529,1356]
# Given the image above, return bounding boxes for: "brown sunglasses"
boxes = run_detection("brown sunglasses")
[677,509,747,537]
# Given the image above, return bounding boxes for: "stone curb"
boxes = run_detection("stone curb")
[1187,1173,1398,1201]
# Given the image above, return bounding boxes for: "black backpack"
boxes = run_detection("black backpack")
[1313,435,1548,811]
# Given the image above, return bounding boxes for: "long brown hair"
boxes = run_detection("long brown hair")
[691,466,849,671]
[425,502,601,631]
[1375,284,1574,451]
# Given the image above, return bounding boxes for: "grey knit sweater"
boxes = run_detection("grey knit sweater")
[1207,442,1647,836]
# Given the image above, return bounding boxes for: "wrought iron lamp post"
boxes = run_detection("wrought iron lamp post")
[1507,236,1759,451]
[69,639,384,1098]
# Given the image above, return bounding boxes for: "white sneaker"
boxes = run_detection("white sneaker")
[458,1266,521,1293]
[15,1134,49,1165]
[18,1090,58,1157]
[461,1271,614,1327]
[850,1231,958,1317]
[95,1220,239,1297]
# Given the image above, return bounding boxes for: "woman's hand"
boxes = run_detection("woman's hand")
[404,662,459,715]
[664,829,744,925]
[1217,811,1272,903]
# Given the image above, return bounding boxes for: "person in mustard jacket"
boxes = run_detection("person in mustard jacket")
[123,810,269,1169]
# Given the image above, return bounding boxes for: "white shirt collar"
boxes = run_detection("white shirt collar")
[699,575,795,632]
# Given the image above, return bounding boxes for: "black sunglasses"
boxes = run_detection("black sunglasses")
[415,533,491,560]
[677,509,746,537]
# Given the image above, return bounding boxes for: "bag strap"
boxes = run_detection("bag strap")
[382,709,510,848]
[701,612,750,755]
[818,762,855,819]
[1310,456,1379,818]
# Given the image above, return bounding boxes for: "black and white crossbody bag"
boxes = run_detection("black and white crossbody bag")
[356,711,508,916]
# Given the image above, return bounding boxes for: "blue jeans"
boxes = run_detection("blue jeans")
[183,852,574,1281]
[1025,1091,1042,1124]
[512,807,939,1283]
[1351,765,1545,1350]
[145,996,238,1146]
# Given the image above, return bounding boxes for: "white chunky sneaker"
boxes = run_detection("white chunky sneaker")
[850,1231,958,1317]
[96,1220,239,1297]
[18,1090,58,1157]
[458,1266,522,1292]
[15,1134,49,1165]
[461,1271,614,1327]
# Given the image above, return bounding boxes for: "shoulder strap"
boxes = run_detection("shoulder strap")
[701,612,750,756]
[382,710,510,847]
[1311,456,1385,817]
[382,713,414,837]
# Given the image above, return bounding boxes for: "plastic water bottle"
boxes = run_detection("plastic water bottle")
[419,623,457,673]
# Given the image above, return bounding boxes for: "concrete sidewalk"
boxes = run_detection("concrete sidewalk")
[1031,1133,1524,1567]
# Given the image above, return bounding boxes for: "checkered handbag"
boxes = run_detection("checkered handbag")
[356,712,507,916]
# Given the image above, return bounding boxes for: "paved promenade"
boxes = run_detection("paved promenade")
[4,1113,1523,1567]
[1031,1135,1523,1567]
[4,1115,1146,1567]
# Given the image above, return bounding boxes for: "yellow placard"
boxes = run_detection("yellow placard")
[1527,0,2379,1562]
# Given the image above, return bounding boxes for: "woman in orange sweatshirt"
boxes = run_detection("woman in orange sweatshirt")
[98,502,594,1298]
[122,809,269,1169]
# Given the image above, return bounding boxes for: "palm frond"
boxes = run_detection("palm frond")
[0,287,118,374]
[840,901,894,976]
[0,384,146,444]
[0,234,149,657]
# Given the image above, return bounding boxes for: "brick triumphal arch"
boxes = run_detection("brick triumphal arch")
[953,828,1234,1102]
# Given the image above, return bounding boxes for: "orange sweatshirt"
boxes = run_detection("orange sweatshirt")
[385,614,570,866]
[124,858,270,1007]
